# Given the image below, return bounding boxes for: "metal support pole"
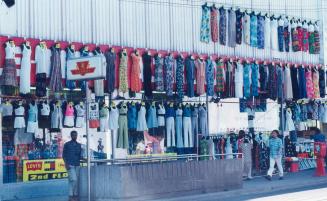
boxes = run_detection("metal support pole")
[85,82,91,201]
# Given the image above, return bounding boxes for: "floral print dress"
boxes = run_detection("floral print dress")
[210,6,218,43]
[219,7,227,45]
[119,52,128,93]
[154,55,164,91]
[200,4,211,43]
[164,55,175,96]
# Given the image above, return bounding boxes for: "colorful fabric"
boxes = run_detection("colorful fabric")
[305,68,314,99]
[267,64,277,100]
[235,10,244,45]
[291,22,300,52]
[308,24,315,54]
[200,4,211,43]
[250,14,258,47]
[313,26,320,54]
[130,53,142,92]
[298,66,307,99]
[312,68,320,98]
[228,9,236,47]
[216,60,225,93]
[244,13,251,45]
[225,61,235,98]
[277,19,284,52]
[176,56,185,99]
[251,63,259,97]
[297,25,303,51]
[219,7,227,45]
[196,59,206,96]
[257,15,265,49]
[302,25,309,52]
[243,63,251,98]
[319,68,325,98]
[164,55,175,96]
[185,56,195,97]
[119,53,128,93]
[206,59,215,96]
[105,51,116,93]
[210,6,218,43]
[269,137,283,158]
[283,19,290,52]
[154,55,164,91]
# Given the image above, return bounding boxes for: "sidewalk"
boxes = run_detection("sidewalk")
[6,169,327,201]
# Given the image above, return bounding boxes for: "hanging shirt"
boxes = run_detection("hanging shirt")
[35,45,51,76]
[250,13,258,47]
[219,7,227,45]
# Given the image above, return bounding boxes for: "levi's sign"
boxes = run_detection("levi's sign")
[66,56,106,81]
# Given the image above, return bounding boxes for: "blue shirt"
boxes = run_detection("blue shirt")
[312,133,326,142]
[269,137,283,158]
[165,106,175,118]
[183,107,192,117]
[63,140,82,166]
[128,104,137,129]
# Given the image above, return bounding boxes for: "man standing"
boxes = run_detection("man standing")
[266,130,284,181]
[63,131,82,201]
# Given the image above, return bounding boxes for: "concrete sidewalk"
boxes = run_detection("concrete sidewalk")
[5,170,327,201]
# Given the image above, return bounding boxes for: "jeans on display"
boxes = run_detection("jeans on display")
[267,157,284,177]
[199,106,208,136]
[176,110,183,148]
[183,117,193,148]
[166,117,175,147]
[68,165,79,197]
[192,108,199,145]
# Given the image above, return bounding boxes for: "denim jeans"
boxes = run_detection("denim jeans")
[68,165,79,197]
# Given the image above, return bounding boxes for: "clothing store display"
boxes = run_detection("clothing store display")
[1,42,18,95]
[313,25,320,54]
[49,47,63,92]
[290,66,300,99]
[130,52,142,93]
[105,50,116,94]
[302,23,309,52]
[257,14,265,49]
[99,106,109,132]
[219,7,227,45]
[196,59,206,96]
[118,105,128,149]
[64,104,75,127]
[175,108,183,148]
[191,106,199,143]
[285,109,295,131]
[284,18,290,52]
[276,65,283,99]
[185,56,195,97]
[199,106,208,136]
[20,44,31,94]
[259,64,269,97]
[128,103,137,130]
[306,68,314,99]
[250,13,258,47]
[183,106,193,148]
[200,4,210,43]
[51,104,63,130]
[14,106,25,129]
[206,59,215,96]
[166,105,175,147]
[298,66,307,99]
[264,16,271,49]
[154,55,164,92]
[225,61,235,98]
[27,103,38,133]
[244,12,251,45]
[157,104,166,127]
[271,18,278,51]
[241,142,253,178]
[235,62,244,98]
[297,23,304,51]
[119,52,128,93]
[210,6,218,43]
[228,9,236,47]
[75,104,86,128]
[65,47,78,89]
[109,107,119,130]
[89,103,100,129]
[308,24,315,54]
[251,63,259,97]
[243,63,251,98]
[216,60,226,96]
[291,21,300,52]
[164,55,175,96]
[137,105,148,131]
[318,68,325,98]
[142,53,153,97]
[93,50,106,97]
[176,56,185,99]
[277,18,284,52]
[312,68,320,99]
[267,63,277,100]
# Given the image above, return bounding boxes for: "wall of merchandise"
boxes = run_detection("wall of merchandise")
[0,0,324,64]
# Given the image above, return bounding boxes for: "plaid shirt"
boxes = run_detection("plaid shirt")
[269,137,283,158]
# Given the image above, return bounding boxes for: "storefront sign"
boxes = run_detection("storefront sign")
[23,159,67,182]
[66,56,105,80]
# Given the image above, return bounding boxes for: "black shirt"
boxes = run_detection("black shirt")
[63,140,82,166]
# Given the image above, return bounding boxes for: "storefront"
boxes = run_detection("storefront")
[0,0,326,200]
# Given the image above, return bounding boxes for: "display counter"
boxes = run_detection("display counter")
[79,158,243,201]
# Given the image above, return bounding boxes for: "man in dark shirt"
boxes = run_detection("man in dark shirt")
[63,131,82,201]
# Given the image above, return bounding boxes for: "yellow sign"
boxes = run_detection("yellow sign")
[23,159,68,182]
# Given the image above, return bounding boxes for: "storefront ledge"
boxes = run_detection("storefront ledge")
[1,179,68,201]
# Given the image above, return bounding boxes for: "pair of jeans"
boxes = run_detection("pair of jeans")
[117,114,128,149]
[267,156,284,177]
[166,117,175,147]
[176,110,183,148]
[183,117,193,147]
[68,165,79,197]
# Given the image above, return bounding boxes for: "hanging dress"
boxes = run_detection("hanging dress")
[226,61,235,98]
[147,105,158,129]
[264,16,271,49]
[235,62,244,98]
[270,18,278,51]
[49,47,63,92]
[302,23,309,52]
[250,13,258,47]
[206,59,215,96]
[176,56,185,100]
[99,107,109,132]
[297,23,304,52]
[27,103,38,134]
[142,53,153,97]
[75,104,86,128]
[284,65,293,100]
[313,24,320,54]
[276,65,283,99]
[284,18,290,52]
[291,21,300,52]
[200,4,211,43]
[0,42,18,95]
[137,105,148,131]
[267,63,278,100]
[277,18,284,52]
[119,52,128,93]
[93,51,106,97]
[109,107,119,130]
[243,13,251,45]
[175,108,183,148]
[117,105,128,149]
[308,24,315,54]
[312,68,320,99]
[51,104,63,130]
[285,109,295,131]
[195,59,206,96]
[154,55,164,92]
[251,63,259,97]
[228,9,237,47]
[105,50,117,94]
[164,55,175,96]
[210,6,218,43]
[219,7,227,45]
[319,67,325,98]
[35,44,50,97]
[185,56,195,97]
[130,53,142,93]
[20,44,31,94]
[259,64,269,98]
[298,66,308,99]
[216,60,226,96]
[257,14,265,49]
[64,104,75,127]
[235,10,244,45]
[290,66,300,99]
[306,68,314,99]
[243,63,251,98]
